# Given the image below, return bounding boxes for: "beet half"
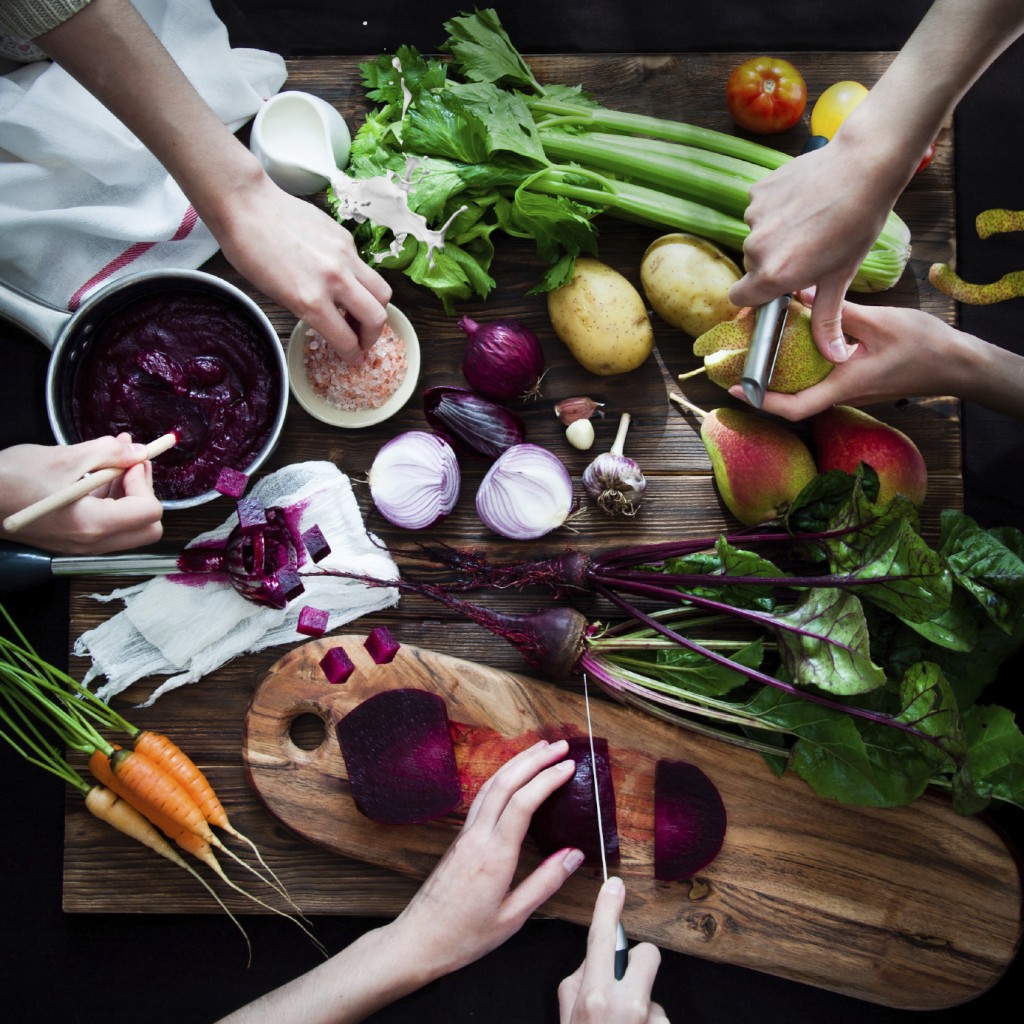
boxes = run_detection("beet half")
[529,735,619,866]
[336,688,462,825]
[654,760,727,881]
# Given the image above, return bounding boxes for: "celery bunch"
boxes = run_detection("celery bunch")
[341,8,911,311]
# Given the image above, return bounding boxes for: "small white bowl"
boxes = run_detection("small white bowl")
[287,304,421,428]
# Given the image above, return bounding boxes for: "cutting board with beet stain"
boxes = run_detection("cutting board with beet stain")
[243,635,1022,1011]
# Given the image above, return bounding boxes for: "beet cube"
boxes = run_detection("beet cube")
[297,605,329,637]
[215,466,249,499]
[275,568,305,602]
[236,495,267,534]
[654,760,727,881]
[529,735,619,867]
[364,626,400,664]
[301,523,332,563]
[320,646,355,685]
[336,688,461,824]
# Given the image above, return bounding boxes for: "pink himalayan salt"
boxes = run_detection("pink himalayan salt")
[304,323,407,411]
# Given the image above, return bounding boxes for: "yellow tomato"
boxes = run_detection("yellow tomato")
[810,81,869,140]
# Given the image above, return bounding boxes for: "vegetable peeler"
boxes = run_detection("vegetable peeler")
[741,294,791,408]
[583,673,629,980]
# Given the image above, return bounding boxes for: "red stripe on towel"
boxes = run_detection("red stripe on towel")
[67,205,202,311]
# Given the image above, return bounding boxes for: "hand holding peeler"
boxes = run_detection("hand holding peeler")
[583,674,629,979]
[741,294,791,408]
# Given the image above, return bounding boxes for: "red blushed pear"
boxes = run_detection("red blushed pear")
[812,406,928,507]
[672,396,817,526]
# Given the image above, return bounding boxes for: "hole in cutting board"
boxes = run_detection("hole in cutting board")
[289,712,327,751]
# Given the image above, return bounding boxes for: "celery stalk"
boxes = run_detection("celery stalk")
[529,97,793,170]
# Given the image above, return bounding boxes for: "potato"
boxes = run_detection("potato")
[547,257,653,376]
[640,233,742,337]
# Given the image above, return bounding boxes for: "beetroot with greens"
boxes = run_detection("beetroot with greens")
[336,688,462,824]
[528,735,619,866]
[314,469,1024,815]
[654,760,727,881]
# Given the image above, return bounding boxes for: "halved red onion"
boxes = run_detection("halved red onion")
[423,385,526,461]
[368,431,461,530]
[475,443,574,540]
[458,315,545,401]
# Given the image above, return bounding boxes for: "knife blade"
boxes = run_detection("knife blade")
[741,293,791,408]
[583,673,629,980]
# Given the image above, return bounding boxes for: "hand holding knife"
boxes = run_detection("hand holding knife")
[583,673,629,980]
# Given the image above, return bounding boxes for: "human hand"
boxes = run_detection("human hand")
[214,173,392,365]
[729,131,906,365]
[727,290,968,421]
[0,434,163,555]
[385,739,584,984]
[558,877,666,1023]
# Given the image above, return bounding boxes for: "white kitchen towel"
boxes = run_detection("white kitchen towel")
[74,461,401,705]
[0,0,286,311]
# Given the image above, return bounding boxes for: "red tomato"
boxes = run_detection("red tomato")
[726,56,807,134]
[915,141,937,174]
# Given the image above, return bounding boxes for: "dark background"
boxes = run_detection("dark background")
[2,2,1022,1020]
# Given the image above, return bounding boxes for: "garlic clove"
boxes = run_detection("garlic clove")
[554,396,605,425]
[565,418,596,450]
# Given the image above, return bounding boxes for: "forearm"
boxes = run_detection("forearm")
[835,0,1024,189]
[951,329,1024,418]
[35,0,264,233]
[218,921,433,1024]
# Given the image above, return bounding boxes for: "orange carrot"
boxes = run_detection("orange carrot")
[133,730,233,832]
[130,729,297,909]
[88,747,222,859]
[109,746,219,845]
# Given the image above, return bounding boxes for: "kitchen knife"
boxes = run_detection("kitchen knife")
[741,294,791,408]
[583,673,629,980]
[0,541,181,593]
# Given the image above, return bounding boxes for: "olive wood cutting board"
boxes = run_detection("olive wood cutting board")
[243,635,1022,1011]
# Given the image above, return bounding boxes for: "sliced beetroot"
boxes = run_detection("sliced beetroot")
[529,735,619,866]
[237,494,267,534]
[215,466,249,499]
[364,625,400,664]
[320,645,355,685]
[297,605,329,637]
[336,688,462,825]
[301,523,332,563]
[654,759,727,881]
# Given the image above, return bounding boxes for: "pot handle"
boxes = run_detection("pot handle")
[0,277,69,350]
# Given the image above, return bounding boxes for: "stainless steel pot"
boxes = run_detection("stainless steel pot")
[0,268,288,510]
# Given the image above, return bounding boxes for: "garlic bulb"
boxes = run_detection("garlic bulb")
[582,412,646,516]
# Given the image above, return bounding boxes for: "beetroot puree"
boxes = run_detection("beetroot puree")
[70,290,280,500]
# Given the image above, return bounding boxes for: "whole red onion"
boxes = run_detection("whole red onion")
[458,315,545,401]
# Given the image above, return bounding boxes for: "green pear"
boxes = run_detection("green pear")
[692,300,833,393]
[813,405,928,507]
[699,406,818,525]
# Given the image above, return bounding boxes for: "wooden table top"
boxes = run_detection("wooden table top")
[59,52,979,1003]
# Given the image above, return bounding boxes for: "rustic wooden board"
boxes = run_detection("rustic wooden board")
[241,636,1022,1011]
[62,50,981,1001]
